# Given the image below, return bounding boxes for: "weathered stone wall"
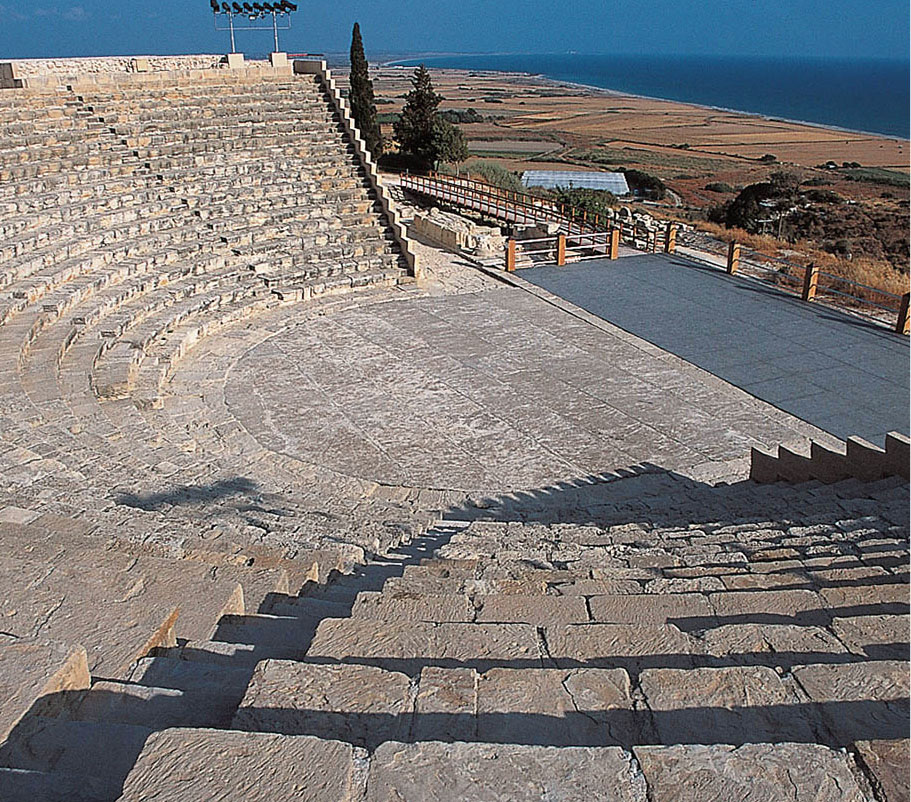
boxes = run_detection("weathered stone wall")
[411,208,505,258]
[4,54,226,77]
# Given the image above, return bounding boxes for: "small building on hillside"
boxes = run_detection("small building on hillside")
[521,170,630,195]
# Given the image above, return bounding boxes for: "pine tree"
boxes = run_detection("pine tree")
[394,65,442,168]
[348,22,383,156]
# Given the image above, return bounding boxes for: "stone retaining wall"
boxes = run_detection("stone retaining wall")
[4,54,225,78]
[411,208,505,258]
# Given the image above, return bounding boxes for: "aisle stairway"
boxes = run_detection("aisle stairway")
[1,472,906,800]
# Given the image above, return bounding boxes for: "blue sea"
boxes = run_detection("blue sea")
[393,54,910,139]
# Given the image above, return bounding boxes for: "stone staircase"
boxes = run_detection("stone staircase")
[0,69,435,571]
[1,473,905,800]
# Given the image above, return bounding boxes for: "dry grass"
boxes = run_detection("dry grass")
[691,221,909,301]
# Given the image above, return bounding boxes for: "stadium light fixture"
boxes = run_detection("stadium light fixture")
[209,0,297,54]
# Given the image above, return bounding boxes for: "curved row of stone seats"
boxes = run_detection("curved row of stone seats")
[0,471,904,801]
[0,67,418,564]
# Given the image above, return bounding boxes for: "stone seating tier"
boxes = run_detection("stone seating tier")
[0,473,906,800]
[0,69,420,577]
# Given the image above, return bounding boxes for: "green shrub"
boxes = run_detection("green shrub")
[705,182,734,193]
[465,161,524,192]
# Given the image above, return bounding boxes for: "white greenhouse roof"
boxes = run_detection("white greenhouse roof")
[521,170,630,194]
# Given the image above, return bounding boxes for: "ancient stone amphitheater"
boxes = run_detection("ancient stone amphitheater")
[0,56,907,801]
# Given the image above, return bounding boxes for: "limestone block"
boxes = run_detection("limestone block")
[640,666,816,744]
[233,660,412,747]
[854,739,910,802]
[366,742,647,801]
[351,591,473,622]
[830,615,909,660]
[810,439,849,483]
[226,53,245,70]
[635,743,869,801]
[547,624,697,670]
[589,593,713,625]
[269,52,289,69]
[847,436,888,481]
[792,661,909,746]
[119,728,364,801]
[749,445,781,483]
[702,623,847,662]
[0,638,90,741]
[477,667,634,746]
[476,595,589,625]
[413,666,477,741]
[884,432,910,479]
[306,619,540,667]
[708,589,827,624]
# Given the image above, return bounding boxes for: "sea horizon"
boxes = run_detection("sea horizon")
[388,53,911,140]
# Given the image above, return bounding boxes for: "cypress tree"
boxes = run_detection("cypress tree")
[349,22,383,156]
[394,64,442,169]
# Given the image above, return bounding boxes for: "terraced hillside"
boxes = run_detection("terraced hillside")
[0,60,907,801]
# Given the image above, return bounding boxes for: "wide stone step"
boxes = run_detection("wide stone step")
[70,679,236,729]
[0,638,90,743]
[306,619,542,673]
[0,716,151,796]
[117,728,365,802]
[233,660,412,748]
[126,655,251,700]
[210,612,338,660]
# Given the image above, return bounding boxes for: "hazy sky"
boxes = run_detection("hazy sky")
[0,0,908,60]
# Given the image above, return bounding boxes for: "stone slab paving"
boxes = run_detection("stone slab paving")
[519,253,909,444]
[226,284,830,494]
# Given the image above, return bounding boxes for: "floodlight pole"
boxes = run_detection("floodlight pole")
[271,10,280,51]
[228,11,237,52]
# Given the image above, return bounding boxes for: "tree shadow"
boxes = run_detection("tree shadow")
[114,477,260,512]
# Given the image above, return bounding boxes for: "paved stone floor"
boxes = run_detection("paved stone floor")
[226,281,827,494]
[520,253,909,445]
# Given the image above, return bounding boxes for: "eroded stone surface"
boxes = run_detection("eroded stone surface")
[589,593,712,624]
[233,661,412,747]
[476,595,589,625]
[0,638,89,740]
[412,666,477,741]
[854,739,910,802]
[635,743,869,801]
[477,668,635,746]
[792,661,909,746]
[366,742,647,801]
[118,728,364,801]
[640,666,815,744]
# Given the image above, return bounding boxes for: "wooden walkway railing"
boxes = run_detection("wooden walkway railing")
[401,172,909,335]
[401,172,676,254]
[723,242,910,335]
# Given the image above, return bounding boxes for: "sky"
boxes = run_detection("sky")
[0,0,908,61]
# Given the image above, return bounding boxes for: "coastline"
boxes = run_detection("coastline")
[384,60,909,143]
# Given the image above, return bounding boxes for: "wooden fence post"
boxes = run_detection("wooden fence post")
[802,263,819,302]
[664,223,677,254]
[727,241,741,274]
[506,239,516,272]
[897,292,910,335]
[609,229,620,260]
[557,234,566,266]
